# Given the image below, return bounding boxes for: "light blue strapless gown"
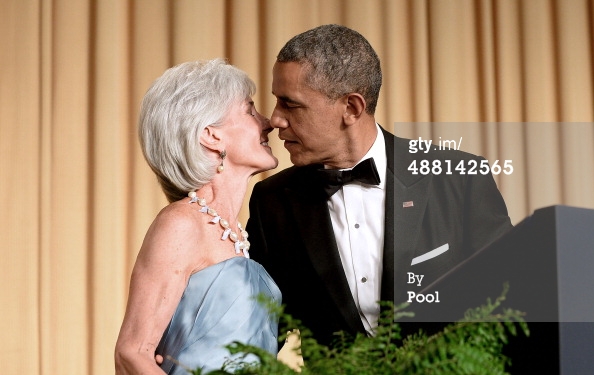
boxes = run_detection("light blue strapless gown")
[156,257,281,374]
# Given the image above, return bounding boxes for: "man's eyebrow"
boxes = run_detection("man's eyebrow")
[273,94,302,105]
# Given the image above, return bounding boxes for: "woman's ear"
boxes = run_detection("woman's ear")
[199,126,223,152]
[343,93,366,126]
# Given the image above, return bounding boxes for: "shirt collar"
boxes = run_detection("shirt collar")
[357,123,386,190]
[322,124,387,190]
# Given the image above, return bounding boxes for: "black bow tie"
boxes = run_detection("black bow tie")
[316,158,381,198]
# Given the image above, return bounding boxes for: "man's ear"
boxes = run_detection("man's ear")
[343,93,367,126]
[199,126,223,152]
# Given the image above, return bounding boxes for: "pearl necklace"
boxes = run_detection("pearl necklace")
[188,191,250,258]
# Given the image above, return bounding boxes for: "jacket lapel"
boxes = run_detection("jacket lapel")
[285,168,366,335]
[381,128,395,303]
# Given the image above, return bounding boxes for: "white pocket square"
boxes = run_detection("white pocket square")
[411,243,449,265]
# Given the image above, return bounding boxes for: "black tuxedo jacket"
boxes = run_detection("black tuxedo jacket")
[247,127,512,345]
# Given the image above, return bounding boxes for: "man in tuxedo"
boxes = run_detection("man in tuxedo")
[246,24,512,346]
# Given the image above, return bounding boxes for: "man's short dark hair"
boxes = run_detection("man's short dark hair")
[277,24,382,115]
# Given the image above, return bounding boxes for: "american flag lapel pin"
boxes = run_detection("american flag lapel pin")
[403,201,414,208]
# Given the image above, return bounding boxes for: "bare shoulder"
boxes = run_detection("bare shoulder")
[137,199,203,269]
[153,199,200,232]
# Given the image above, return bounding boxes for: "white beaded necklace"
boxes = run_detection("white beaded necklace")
[188,191,250,258]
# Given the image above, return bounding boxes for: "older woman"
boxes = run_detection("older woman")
[115,59,280,374]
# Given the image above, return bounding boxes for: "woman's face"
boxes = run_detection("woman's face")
[221,98,278,175]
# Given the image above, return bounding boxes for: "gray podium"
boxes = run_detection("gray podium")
[404,205,594,374]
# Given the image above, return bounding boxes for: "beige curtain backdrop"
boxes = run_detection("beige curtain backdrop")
[2,0,593,374]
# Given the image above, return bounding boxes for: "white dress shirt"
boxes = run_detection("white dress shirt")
[327,124,386,334]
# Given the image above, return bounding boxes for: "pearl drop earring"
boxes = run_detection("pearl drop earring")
[217,150,226,173]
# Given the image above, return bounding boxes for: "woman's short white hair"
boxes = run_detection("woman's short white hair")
[139,59,256,202]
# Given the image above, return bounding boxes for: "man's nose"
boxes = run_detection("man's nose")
[270,106,288,129]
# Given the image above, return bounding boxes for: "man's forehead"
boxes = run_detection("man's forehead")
[272,62,309,94]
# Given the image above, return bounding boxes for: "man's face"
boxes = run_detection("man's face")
[270,61,346,167]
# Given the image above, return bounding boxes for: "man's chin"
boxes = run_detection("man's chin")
[289,155,313,167]
[285,147,318,166]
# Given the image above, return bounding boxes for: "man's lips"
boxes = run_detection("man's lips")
[278,133,299,148]
[279,135,297,143]
[282,140,297,148]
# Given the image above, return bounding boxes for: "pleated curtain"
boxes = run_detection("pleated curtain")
[1,0,593,373]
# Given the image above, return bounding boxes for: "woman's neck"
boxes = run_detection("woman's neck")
[194,173,249,228]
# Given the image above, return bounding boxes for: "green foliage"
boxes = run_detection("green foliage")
[194,284,529,375]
